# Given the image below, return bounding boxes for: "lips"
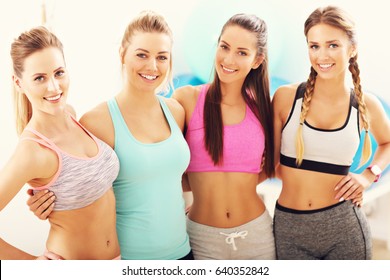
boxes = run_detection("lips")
[44,93,62,101]
[140,74,158,80]
[318,63,334,70]
[221,65,237,73]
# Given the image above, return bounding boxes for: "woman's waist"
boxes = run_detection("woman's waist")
[278,168,346,210]
[188,196,266,228]
[46,226,120,260]
[188,171,259,189]
[48,198,117,233]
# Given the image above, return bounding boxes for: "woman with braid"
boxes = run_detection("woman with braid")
[272,6,390,260]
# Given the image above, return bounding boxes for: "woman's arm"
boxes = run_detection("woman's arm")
[0,141,55,259]
[335,93,390,203]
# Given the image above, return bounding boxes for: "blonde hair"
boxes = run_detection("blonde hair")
[10,26,64,135]
[120,10,173,94]
[296,6,371,166]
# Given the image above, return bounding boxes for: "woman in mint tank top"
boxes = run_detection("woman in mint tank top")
[27,11,193,260]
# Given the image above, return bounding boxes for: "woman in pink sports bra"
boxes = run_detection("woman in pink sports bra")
[0,26,120,260]
[173,14,275,259]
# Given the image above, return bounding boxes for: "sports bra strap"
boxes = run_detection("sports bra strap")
[19,136,53,150]
[19,132,62,191]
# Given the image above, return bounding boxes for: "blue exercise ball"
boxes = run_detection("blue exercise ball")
[164,73,204,97]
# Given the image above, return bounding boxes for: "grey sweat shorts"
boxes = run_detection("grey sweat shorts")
[186,210,276,260]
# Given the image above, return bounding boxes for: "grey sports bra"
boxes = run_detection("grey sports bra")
[22,117,119,211]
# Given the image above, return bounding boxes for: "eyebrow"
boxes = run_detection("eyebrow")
[308,40,341,44]
[135,48,170,54]
[31,67,64,77]
[220,40,250,51]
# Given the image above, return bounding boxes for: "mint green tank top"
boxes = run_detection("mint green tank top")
[107,96,191,260]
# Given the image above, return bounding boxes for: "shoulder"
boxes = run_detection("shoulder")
[80,101,111,128]
[161,95,184,114]
[362,91,384,111]
[79,101,114,147]
[361,91,390,145]
[14,135,58,179]
[272,83,300,107]
[65,104,77,118]
[362,91,390,125]
[172,85,202,107]
[160,96,186,131]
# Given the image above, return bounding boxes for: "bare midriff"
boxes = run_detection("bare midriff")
[187,172,265,228]
[278,165,345,210]
[46,189,120,260]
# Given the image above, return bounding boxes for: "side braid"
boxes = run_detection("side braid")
[295,67,317,165]
[349,55,372,166]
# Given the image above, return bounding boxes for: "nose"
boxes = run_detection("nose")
[317,47,330,59]
[47,77,60,93]
[146,58,158,71]
[223,51,235,65]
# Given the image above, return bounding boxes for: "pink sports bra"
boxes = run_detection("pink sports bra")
[22,116,119,211]
[185,85,265,174]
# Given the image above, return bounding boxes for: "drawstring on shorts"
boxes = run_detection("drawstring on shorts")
[219,230,248,251]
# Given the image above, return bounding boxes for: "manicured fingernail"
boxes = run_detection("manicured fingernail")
[339,197,344,202]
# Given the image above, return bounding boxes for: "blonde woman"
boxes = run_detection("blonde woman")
[28,11,192,260]
[272,6,390,259]
[0,26,120,260]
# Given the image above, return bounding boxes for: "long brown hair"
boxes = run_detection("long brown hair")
[10,26,64,135]
[204,13,274,177]
[295,6,371,167]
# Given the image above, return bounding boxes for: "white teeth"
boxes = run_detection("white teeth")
[222,66,236,73]
[45,94,61,101]
[319,64,333,68]
[140,74,157,80]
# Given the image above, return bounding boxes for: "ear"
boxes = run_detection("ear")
[12,75,22,91]
[252,54,265,70]
[349,45,357,58]
[119,47,125,64]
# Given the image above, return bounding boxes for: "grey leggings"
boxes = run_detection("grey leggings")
[273,200,372,260]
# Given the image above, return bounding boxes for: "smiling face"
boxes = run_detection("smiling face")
[14,47,69,116]
[215,25,263,85]
[121,31,172,93]
[307,23,355,81]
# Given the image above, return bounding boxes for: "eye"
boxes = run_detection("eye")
[309,44,319,50]
[157,55,168,61]
[329,43,338,48]
[219,44,228,50]
[34,76,44,82]
[55,70,65,77]
[238,51,247,56]
[136,53,147,59]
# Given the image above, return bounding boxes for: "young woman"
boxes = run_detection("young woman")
[272,6,390,259]
[173,13,275,260]
[28,11,192,260]
[0,26,120,260]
